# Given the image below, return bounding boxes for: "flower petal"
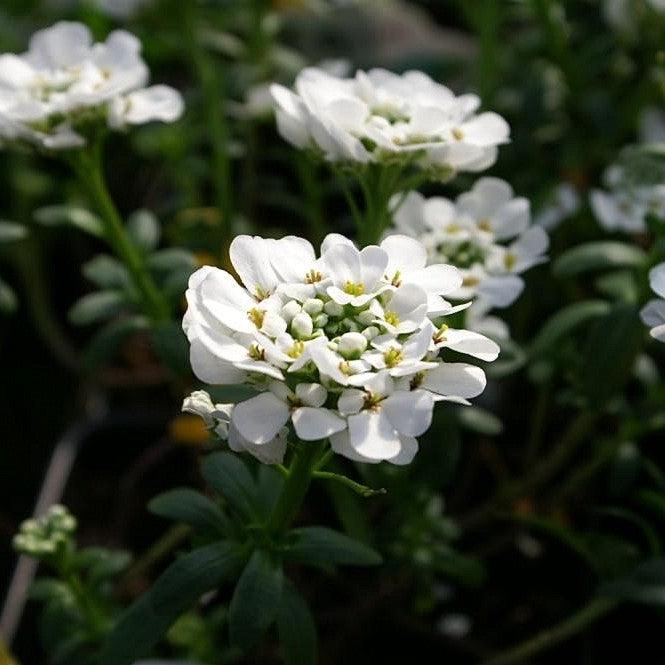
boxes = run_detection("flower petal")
[292,407,346,440]
[232,392,289,444]
[348,410,401,461]
[383,389,434,436]
[422,363,487,399]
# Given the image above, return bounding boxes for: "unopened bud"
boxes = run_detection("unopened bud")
[291,311,314,339]
[337,332,368,359]
[281,300,301,323]
[324,300,344,317]
[303,298,324,315]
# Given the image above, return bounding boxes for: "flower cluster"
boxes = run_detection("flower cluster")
[183,233,499,465]
[270,67,509,175]
[13,504,77,558]
[0,21,183,150]
[591,162,665,234]
[641,263,665,342]
[391,177,549,311]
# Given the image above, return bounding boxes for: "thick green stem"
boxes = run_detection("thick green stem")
[70,149,169,323]
[481,596,619,665]
[266,441,325,536]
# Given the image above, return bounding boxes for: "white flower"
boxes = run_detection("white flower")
[641,263,665,342]
[0,22,183,149]
[591,161,665,234]
[183,233,497,464]
[270,67,509,174]
[534,183,580,231]
[391,177,547,310]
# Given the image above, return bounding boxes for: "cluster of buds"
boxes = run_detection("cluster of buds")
[13,505,77,559]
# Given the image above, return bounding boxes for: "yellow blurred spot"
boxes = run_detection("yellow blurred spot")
[169,415,210,446]
[195,252,217,267]
[0,640,18,665]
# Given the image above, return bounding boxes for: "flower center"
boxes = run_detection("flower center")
[247,307,265,328]
[452,127,465,141]
[343,281,365,296]
[248,343,265,361]
[363,391,384,410]
[254,285,271,300]
[433,323,449,344]
[384,311,400,327]
[287,341,305,358]
[504,252,517,270]
[477,218,492,232]
[305,269,324,284]
[410,372,425,390]
[384,347,404,368]
[390,270,402,287]
[462,275,480,287]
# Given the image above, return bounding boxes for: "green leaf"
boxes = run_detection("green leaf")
[0,275,17,313]
[127,209,160,252]
[68,291,126,326]
[600,558,665,605]
[229,549,284,651]
[0,220,27,243]
[82,255,130,290]
[149,487,230,536]
[277,581,317,665]
[148,248,197,272]
[201,452,259,519]
[100,541,245,665]
[553,242,646,277]
[529,300,612,358]
[285,527,382,567]
[256,465,284,517]
[457,406,503,436]
[150,321,189,376]
[595,270,639,303]
[579,304,644,403]
[33,205,105,238]
[83,316,149,370]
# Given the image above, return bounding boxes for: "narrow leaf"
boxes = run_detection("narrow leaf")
[68,291,126,326]
[553,241,646,277]
[100,541,244,665]
[229,549,284,651]
[33,205,105,238]
[83,316,148,370]
[201,452,259,519]
[285,527,382,567]
[148,487,230,536]
[277,581,317,665]
[127,209,160,253]
[0,220,27,242]
[82,255,130,290]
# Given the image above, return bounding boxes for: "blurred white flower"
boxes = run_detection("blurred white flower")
[391,177,548,310]
[534,183,580,231]
[591,163,665,233]
[270,67,509,174]
[0,21,183,149]
[183,233,498,464]
[95,0,151,19]
[641,263,665,342]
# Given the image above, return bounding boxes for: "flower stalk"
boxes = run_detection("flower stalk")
[68,145,170,323]
[266,441,326,536]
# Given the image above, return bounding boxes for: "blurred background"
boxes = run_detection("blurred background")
[2,1,665,663]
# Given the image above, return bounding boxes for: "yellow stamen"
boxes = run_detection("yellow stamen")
[504,252,517,270]
[433,323,449,344]
[305,269,324,284]
[343,281,365,296]
[287,341,305,358]
[384,347,404,368]
[248,343,265,360]
[452,127,464,141]
[462,276,480,287]
[477,218,492,232]
[384,311,400,327]
[247,308,265,328]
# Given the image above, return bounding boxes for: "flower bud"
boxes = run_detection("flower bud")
[362,325,380,341]
[303,298,324,315]
[313,313,329,328]
[324,300,344,317]
[342,317,359,333]
[291,311,314,339]
[281,300,301,323]
[357,310,375,326]
[337,332,368,359]
[182,390,216,428]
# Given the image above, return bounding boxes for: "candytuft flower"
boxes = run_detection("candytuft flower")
[641,263,665,342]
[183,233,498,464]
[0,21,183,149]
[270,67,509,175]
[391,177,548,311]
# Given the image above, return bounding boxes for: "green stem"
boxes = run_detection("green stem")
[184,6,233,254]
[266,441,325,536]
[296,153,325,246]
[69,148,169,323]
[481,596,619,665]
[313,471,386,498]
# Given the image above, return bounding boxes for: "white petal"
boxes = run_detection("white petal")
[650,264,665,299]
[230,235,280,298]
[292,407,346,440]
[295,382,327,407]
[270,236,317,283]
[422,363,487,399]
[27,21,92,68]
[189,338,246,385]
[199,269,256,333]
[329,430,375,463]
[321,233,356,254]
[492,198,530,241]
[478,275,524,308]
[408,264,462,296]
[232,392,289,444]
[380,235,427,274]
[359,246,389,291]
[323,242,361,285]
[383,389,434,436]
[459,112,510,146]
[348,411,401,461]
[113,85,184,126]
[337,389,366,415]
[388,435,419,465]
[308,344,349,385]
[442,329,500,361]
